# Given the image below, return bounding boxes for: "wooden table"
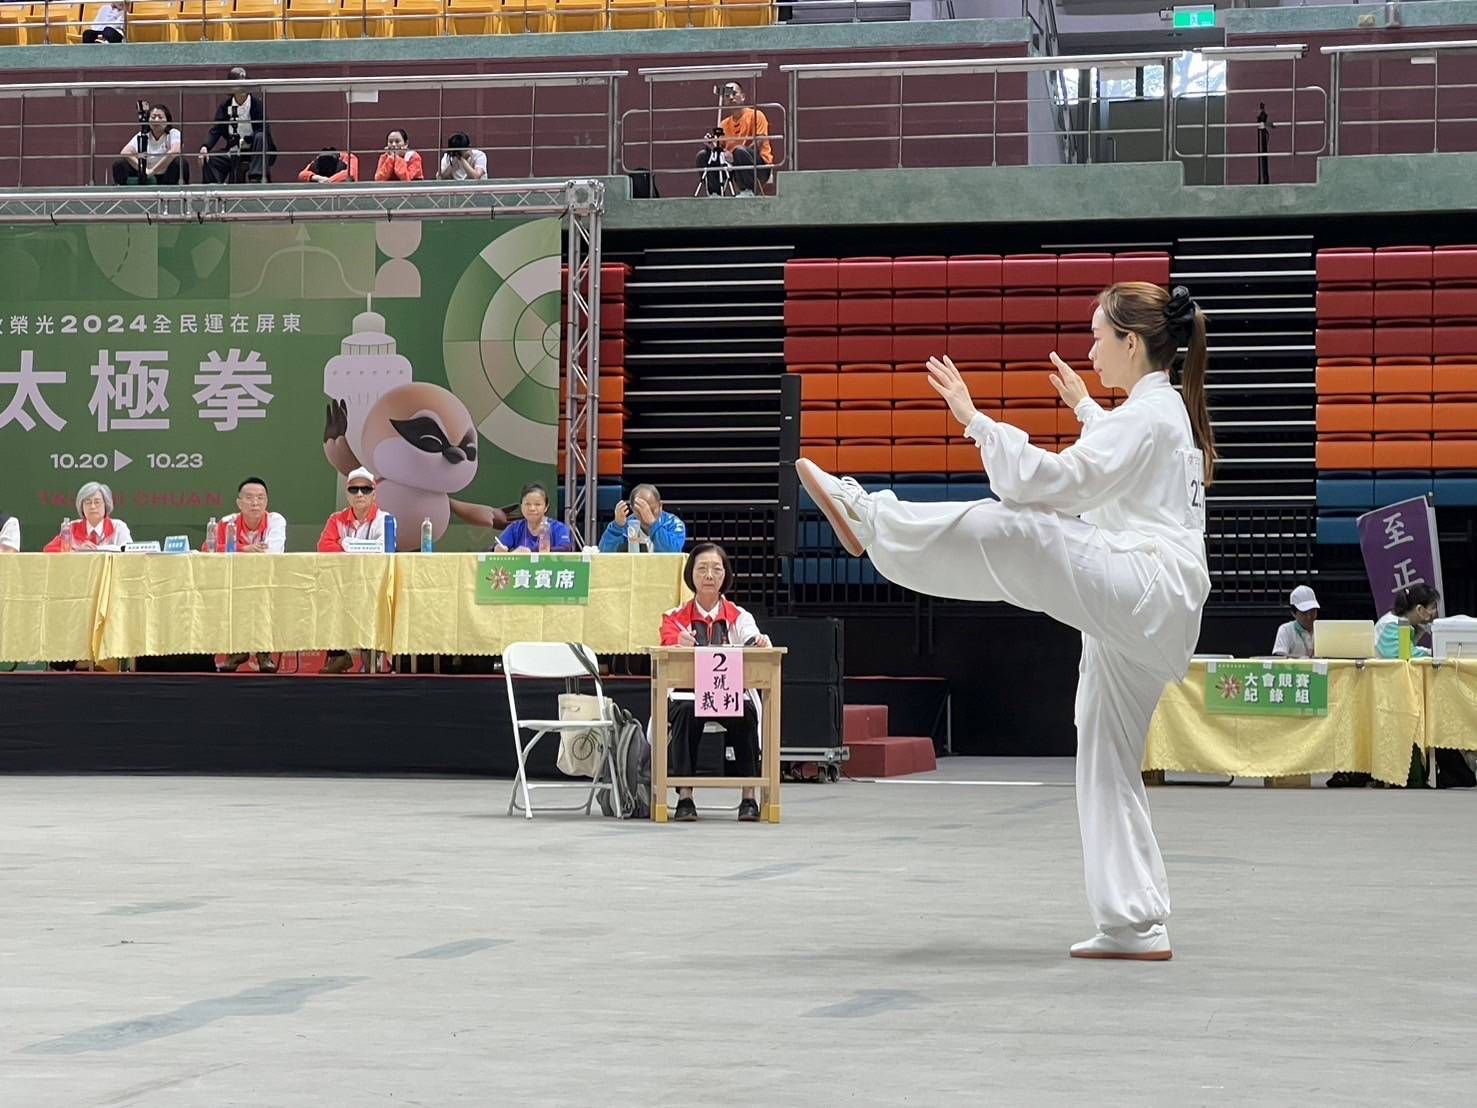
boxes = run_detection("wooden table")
[648,646,786,824]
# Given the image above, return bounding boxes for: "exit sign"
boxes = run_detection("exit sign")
[1173,5,1216,28]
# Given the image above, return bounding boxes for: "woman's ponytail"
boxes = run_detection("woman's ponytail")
[1180,306,1216,486]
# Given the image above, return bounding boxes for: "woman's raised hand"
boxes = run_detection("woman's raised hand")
[925,355,982,428]
[1048,352,1090,410]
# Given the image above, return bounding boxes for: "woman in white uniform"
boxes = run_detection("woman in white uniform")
[799,283,1214,961]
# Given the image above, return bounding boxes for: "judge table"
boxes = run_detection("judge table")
[0,552,687,664]
[1145,658,1476,787]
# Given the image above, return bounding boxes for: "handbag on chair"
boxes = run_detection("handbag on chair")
[556,690,607,778]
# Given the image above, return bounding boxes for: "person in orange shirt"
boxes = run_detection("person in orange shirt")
[374,129,423,182]
[717,82,772,197]
[300,148,359,184]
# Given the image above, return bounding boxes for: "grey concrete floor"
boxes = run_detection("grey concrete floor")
[2,759,1475,1107]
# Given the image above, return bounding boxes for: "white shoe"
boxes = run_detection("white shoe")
[737,189,755,197]
[796,458,873,557]
[1069,923,1172,961]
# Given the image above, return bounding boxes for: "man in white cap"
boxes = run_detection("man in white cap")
[1271,585,1319,658]
[316,467,391,675]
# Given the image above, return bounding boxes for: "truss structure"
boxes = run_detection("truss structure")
[0,178,605,543]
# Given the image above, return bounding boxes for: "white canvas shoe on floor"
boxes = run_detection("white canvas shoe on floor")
[796,458,874,556]
[1069,923,1172,961]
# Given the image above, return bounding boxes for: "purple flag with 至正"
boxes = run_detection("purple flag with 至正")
[1355,496,1445,619]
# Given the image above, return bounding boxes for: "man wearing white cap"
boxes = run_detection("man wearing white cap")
[316,467,392,674]
[1272,585,1319,658]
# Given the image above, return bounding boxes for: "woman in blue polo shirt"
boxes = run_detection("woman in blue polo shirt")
[493,482,574,553]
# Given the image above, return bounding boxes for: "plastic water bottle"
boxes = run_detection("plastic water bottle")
[538,525,551,553]
[626,517,640,553]
[224,525,237,554]
[420,518,433,553]
[1397,618,1413,661]
[59,518,73,552]
[204,517,217,553]
[382,513,397,553]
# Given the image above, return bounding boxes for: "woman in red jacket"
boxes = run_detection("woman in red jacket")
[659,542,772,823]
[374,129,423,182]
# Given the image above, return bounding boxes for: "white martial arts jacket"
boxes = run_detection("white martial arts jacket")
[965,371,1211,681]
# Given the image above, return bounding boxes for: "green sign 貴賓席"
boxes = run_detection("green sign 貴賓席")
[1204,660,1329,717]
[475,554,591,605]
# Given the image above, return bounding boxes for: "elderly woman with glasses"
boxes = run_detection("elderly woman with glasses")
[44,481,133,552]
[658,542,773,823]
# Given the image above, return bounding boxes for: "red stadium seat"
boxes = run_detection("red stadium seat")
[1113,252,1171,286]
[947,255,1002,291]
[893,256,948,292]
[1373,287,1433,320]
[836,298,891,328]
[1057,253,1114,291]
[946,295,1002,326]
[785,299,838,329]
[1374,246,1432,284]
[1316,248,1373,286]
[1316,327,1374,357]
[892,298,949,327]
[1316,289,1373,320]
[837,257,893,294]
[785,259,839,295]
[1002,254,1058,289]
[1434,246,1477,283]
[1372,326,1433,358]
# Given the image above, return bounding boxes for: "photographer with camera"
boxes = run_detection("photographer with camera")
[704,81,773,198]
[198,67,276,185]
[111,102,181,186]
[437,132,488,181]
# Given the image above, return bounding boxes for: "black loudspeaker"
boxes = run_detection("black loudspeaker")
[777,373,801,556]
[779,681,842,752]
[765,617,843,684]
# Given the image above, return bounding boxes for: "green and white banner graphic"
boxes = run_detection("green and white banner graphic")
[1204,660,1330,718]
[474,554,591,606]
[0,218,561,550]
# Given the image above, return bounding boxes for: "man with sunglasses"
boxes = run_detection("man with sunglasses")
[316,467,394,674]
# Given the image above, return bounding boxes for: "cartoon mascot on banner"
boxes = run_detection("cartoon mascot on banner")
[323,310,508,549]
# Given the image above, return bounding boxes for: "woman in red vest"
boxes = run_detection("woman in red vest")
[44,481,133,552]
[659,543,772,823]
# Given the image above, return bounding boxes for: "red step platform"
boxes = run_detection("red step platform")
[843,704,936,777]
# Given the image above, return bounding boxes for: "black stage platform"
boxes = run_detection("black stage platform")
[0,671,852,776]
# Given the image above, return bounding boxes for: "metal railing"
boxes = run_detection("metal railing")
[778,45,1312,174]
[0,70,626,188]
[618,64,786,186]
[1323,39,1477,157]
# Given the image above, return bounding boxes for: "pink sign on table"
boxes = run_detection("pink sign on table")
[694,647,745,717]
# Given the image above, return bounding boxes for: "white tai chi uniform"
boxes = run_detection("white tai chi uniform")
[860,371,1210,930]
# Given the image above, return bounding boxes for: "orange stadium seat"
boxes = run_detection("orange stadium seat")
[497,0,553,32]
[286,0,342,37]
[554,0,605,32]
[392,0,443,34]
[339,0,393,36]
[607,0,661,29]
[233,0,284,39]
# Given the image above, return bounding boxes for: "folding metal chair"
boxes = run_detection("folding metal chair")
[503,641,621,820]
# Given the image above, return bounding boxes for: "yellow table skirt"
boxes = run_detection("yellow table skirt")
[0,553,109,663]
[1422,659,1477,753]
[390,553,687,656]
[1146,660,1424,787]
[98,553,397,658]
[0,551,686,662]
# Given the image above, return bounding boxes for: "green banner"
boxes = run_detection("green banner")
[0,218,562,551]
[475,554,590,606]
[1204,661,1329,717]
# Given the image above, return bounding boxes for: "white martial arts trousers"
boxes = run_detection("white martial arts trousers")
[862,492,1184,930]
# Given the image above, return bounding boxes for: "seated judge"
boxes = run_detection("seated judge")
[211,476,287,674]
[493,482,573,553]
[1271,585,1319,658]
[598,483,687,553]
[0,510,17,552]
[45,482,133,551]
[658,542,772,824]
[317,468,391,675]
